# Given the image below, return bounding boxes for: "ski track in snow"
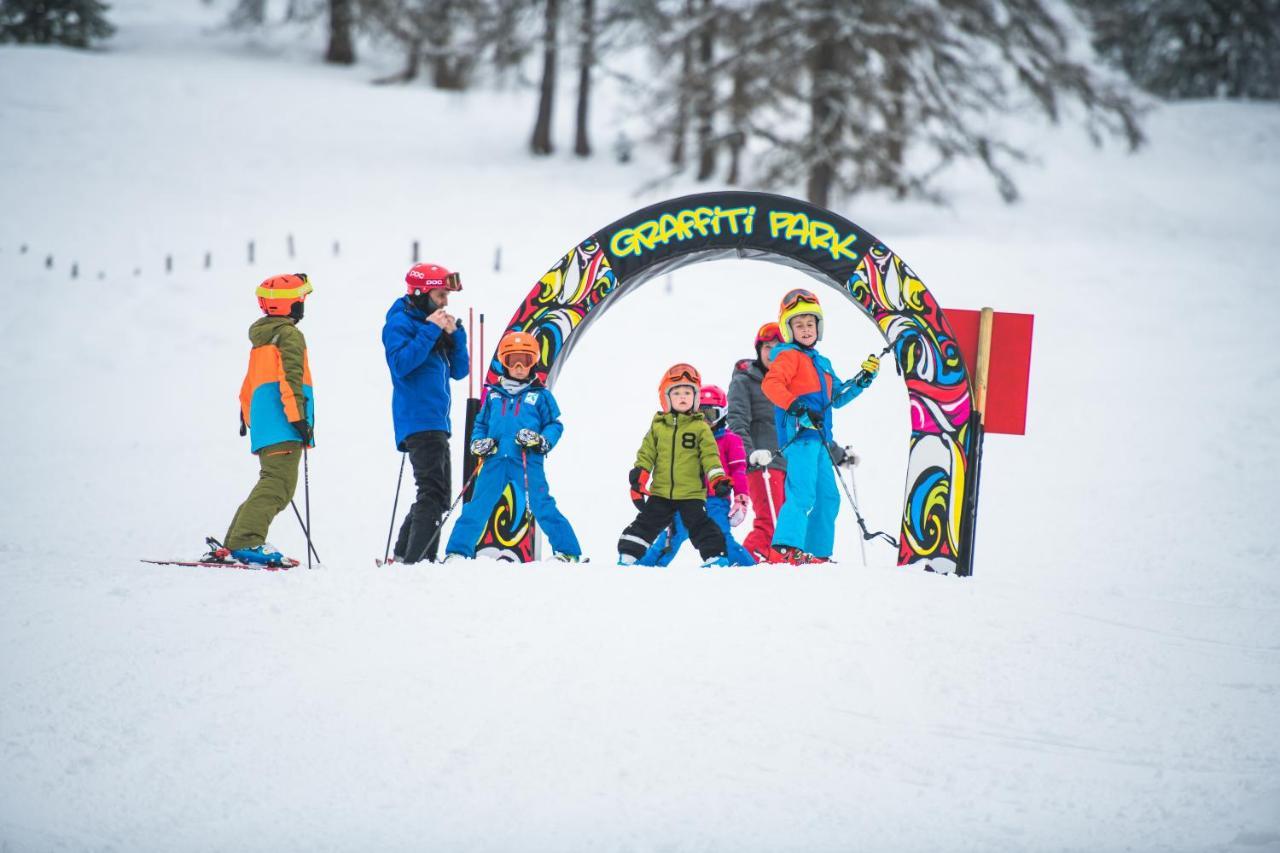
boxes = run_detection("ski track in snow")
[2,2,1279,851]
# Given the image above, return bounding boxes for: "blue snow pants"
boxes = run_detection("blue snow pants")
[771,436,840,558]
[640,496,756,566]
[445,457,581,558]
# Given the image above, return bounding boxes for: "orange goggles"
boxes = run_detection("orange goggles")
[664,363,701,385]
[755,322,783,343]
[440,271,463,291]
[781,287,818,311]
[501,351,537,369]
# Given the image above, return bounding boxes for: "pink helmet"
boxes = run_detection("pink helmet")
[699,384,727,426]
[405,263,462,295]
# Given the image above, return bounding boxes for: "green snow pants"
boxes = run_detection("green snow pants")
[224,441,302,550]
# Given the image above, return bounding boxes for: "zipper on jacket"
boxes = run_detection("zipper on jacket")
[669,415,679,496]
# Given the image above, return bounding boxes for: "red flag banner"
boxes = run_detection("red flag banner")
[947,309,1034,435]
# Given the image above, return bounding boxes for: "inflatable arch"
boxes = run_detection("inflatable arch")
[474,191,978,575]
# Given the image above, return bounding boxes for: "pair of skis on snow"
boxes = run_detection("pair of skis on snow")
[140,537,299,572]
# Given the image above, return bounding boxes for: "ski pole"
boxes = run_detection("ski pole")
[845,464,868,568]
[420,459,485,560]
[822,441,898,551]
[290,499,322,565]
[303,445,313,570]
[383,452,408,563]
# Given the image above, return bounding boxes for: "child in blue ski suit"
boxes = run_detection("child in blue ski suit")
[443,331,582,562]
[761,288,880,563]
[639,384,756,566]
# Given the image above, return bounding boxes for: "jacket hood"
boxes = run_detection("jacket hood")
[734,358,766,381]
[249,315,297,346]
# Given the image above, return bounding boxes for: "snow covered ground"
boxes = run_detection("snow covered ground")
[1,2,1278,850]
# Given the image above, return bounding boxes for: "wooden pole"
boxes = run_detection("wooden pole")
[957,306,995,578]
[974,307,995,422]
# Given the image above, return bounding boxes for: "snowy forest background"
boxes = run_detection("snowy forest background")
[5,0,1279,205]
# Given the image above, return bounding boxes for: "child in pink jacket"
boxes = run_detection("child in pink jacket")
[639,385,756,566]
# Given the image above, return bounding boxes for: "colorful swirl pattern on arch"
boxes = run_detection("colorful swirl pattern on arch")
[474,239,619,562]
[847,245,973,573]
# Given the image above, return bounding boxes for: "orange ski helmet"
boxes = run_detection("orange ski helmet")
[754,321,783,349]
[497,330,540,370]
[658,362,702,412]
[256,273,312,317]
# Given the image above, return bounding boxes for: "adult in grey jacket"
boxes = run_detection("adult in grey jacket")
[727,321,787,559]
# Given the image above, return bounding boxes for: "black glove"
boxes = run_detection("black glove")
[239,411,247,437]
[291,420,313,445]
[629,467,649,510]
[712,478,732,498]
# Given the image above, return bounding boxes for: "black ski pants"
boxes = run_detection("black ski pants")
[618,496,726,561]
[394,430,451,563]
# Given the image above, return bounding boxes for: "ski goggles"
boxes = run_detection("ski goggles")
[755,322,783,344]
[411,271,463,292]
[501,351,537,370]
[780,287,818,311]
[664,363,702,386]
[700,404,726,423]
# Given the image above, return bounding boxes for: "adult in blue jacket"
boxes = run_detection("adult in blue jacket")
[383,262,470,563]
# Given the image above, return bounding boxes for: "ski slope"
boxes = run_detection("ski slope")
[2,2,1278,850]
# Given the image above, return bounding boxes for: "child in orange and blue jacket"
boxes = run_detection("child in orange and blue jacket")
[221,273,315,567]
[760,288,879,564]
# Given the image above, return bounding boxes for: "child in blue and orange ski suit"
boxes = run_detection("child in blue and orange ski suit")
[443,331,582,561]
[761,289,878,562]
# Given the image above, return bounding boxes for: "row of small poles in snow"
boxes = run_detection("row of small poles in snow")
[13,237,504,278]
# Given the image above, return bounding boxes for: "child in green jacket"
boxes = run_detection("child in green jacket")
[617,363,731,567]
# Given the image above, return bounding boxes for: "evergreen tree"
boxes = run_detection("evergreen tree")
[0,0,114,48]
[1079,0,1280,100]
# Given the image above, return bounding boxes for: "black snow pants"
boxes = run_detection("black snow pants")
[394,430,451,563]
[618,496,726,562]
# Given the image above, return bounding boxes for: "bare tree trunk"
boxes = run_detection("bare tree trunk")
[325,0,356,65]
[530,0,559,156]
[726,62,747,184]
[694,0,717,181]
[573,0,595,157]
[232,0,265,27]
[669,0,695,169]
[806,30,838,208]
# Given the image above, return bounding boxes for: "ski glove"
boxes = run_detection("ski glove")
[711,475,732,498]
[854,353,880,388]
[787,401,824,429]
[829,443,860,467]
[629,467,650,510]
[515,429,550,454]
[748,449,773,468]
[729,494,750,527]
[470,438,498,457]
[290,420,313,446]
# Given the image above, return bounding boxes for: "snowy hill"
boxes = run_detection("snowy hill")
[2,3,1279,851]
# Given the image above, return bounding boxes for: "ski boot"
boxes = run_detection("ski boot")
[228,544,295,568]
[617,554,638,566]
[700,555,732,567]
[441,553,467,564]
[553,552,587,563]
[768,546,813,565]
